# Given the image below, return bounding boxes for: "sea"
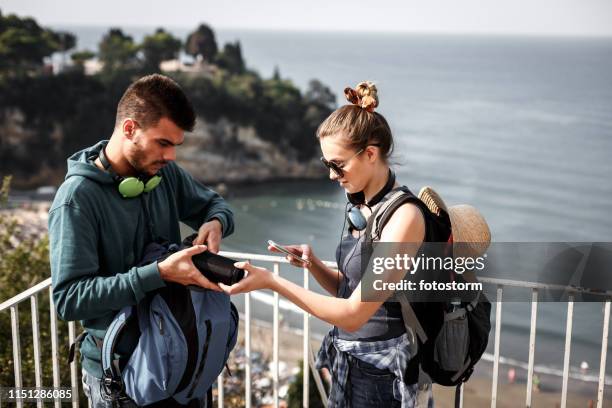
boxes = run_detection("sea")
[53,25,612,387]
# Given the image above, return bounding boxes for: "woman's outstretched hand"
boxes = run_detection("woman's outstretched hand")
[268,243,313,268]
[219,261,274,295]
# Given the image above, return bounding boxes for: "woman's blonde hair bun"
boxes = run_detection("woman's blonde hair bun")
[344,81,379,113]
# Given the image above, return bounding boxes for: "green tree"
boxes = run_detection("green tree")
[53,31,76,54]
[262,78,302,113]
[98,28,139,72]
[216,41,245,74]
[303,80,337,149]
[287,360,327,408]
[305,79,336,110]
[185,24,218,63]
[0,10,61,73]
[70,49,95,68]
[272,66,281,80]
[0,176,85,403]
[141,28,181,71]
[1,175,11,204]
[0,73,112,188]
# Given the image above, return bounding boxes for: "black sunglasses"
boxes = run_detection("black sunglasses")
[320,144,380,178]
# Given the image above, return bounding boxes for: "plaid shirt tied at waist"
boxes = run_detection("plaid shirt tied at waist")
[315,329,420,407]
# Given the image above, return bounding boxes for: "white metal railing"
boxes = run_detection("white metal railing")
[474,280,611,408]
[1,252,610,408]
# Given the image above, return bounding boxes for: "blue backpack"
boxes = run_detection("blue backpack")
[100,241,239,407]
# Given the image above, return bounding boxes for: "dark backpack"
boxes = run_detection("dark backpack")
[365,186,491,392]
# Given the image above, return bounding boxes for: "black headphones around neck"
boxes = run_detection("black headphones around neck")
[345,170,396,231]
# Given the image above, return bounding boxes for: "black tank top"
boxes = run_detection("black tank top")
[335,230,405,341]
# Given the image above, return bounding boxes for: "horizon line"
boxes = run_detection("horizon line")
[45,22,612,40]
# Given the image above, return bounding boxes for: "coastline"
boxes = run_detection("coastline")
[4,175,331,205]
[205,176,330,199]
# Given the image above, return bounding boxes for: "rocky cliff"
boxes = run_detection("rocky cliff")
[178,116,325,184]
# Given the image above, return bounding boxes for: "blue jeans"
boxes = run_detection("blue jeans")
[348,357,401,408]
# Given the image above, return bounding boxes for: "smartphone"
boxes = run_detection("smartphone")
[267,240,310,266]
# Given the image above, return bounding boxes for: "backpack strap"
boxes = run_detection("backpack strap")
[398,291,428,343]
[365,187,430,343]
[366,188,419,242]
[101,306,135,395]
[68,331,88,364]
[68,331,103,364]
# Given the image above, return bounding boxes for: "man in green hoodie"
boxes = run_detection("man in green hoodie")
[48,74,234,406]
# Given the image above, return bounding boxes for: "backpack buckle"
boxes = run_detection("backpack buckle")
[101,374,124,399]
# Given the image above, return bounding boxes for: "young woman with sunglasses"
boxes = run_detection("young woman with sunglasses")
[220,81,431,407]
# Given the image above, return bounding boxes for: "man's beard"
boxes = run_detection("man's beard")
[129,145,167,177]
[127,146,150,176]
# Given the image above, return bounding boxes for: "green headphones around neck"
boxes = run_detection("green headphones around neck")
[98,146,162,198]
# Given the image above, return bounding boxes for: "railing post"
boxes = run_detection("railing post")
[303,266,310,408]
[309,342,328,405]
[49,286,61,408]
[10,304,23,408]
[491,285,503,408]
[245,289,252,408]
[273,262,280,408]
[560,294,575,408]
[31,294,43,408]
[597,300,610,408]
[217,375,224,408]
[526,288,538,408]
[68,321,79,408]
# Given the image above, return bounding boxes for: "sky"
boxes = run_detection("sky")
[1,0,612,37]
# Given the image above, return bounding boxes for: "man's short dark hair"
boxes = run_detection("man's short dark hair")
[116,74,196,131]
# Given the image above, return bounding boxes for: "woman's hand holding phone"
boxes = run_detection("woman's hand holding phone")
[267,241,313,268]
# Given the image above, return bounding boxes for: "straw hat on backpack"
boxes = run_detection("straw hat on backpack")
[418,186,491,259]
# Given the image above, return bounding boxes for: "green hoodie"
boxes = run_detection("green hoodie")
[49,140,234,378]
